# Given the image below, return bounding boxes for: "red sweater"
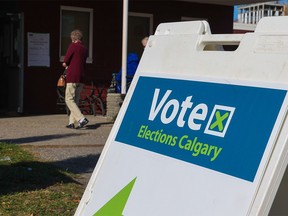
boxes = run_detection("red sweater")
[63,41,88,83]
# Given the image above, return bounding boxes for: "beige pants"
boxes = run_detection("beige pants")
[65,83,84,125]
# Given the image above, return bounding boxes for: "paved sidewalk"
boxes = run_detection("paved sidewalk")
[0,114,114,185]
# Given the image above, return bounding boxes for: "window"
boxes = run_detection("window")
[60,6,93,63]
[128,12,153,57]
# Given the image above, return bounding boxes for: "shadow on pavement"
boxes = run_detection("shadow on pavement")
[84,121,114,130]
[53,154,101,175]
[0,133,84,144]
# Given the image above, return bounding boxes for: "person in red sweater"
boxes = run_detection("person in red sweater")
[62,29,89,129]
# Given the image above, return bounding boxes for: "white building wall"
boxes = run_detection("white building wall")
[234,2,285,32]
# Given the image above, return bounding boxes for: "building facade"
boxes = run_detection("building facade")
[0,0,235,115]
[234,1,287,33]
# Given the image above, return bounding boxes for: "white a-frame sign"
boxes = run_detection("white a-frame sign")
[75,17,288,216]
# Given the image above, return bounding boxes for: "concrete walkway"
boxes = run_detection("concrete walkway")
[0,114,114,185]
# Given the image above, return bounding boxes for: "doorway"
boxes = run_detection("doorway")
[128,12,153,58]
[0,13,23,115]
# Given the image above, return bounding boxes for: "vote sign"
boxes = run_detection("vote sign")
[116,76,287,182]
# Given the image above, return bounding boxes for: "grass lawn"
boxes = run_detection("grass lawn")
[0,142,84,216]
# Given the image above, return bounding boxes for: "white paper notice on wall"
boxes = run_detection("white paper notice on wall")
[27,32,50,67]
[75,17,288,216]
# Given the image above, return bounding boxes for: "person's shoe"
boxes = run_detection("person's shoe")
[78,118,89,128]
[66,123,75,129]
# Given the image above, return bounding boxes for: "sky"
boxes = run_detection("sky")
[234,0,288,20]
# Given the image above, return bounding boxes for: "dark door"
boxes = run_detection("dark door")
[0,13,22,115]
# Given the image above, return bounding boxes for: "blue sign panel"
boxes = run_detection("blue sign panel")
[115,76,287,182]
